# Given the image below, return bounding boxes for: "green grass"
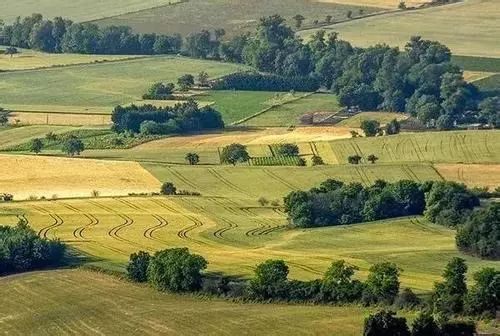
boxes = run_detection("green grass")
[323,130,500,164]
[0,125,82,150]
[0,0,181,23]
[0,269,370,336]
[0,56,249,110]
[474,74,500,94]
[243,93,340,127]
[452,55,500,73]
[95,0,381,37]
[299,0,500,58]
[336,112,408,128]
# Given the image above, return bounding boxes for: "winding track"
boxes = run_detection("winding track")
[31,204,64,239]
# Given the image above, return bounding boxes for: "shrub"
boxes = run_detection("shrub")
[411,312,439,336]
[320,260,364,303]
[248,259,289,300]
[258,197,269,206]
[220,143,250,165]
[311,155,324,166]
[127,251,150,282]
[363,262,401,305]
[363,310,410,336]
[142,82,175,100]
[393,287,421,309]
[161,182,177,195]
[464,267,499,317]
[274,143,299,156]
[439,320,476,336]
[61,136,84,156]
[360,120,381,137]
[147,247,207,292]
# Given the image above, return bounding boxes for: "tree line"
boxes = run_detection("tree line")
[126,247,498,331]
[284,179,498,259]
[111,100,224,134]
[0,220,66,275]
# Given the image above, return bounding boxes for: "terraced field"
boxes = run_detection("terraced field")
[1,196,496,290]
[299,0,500,58]
[0,269,370,336]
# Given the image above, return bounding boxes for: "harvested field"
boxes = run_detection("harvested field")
[9,112,111,126]
[434,164,500,190]
[462,71,496,82]
[315,0,430,8]
[0,154,161,200]
[299,0,500,58]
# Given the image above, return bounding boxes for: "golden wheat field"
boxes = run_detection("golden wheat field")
[9,112,111,126]
[435,164,500,190]
[0,155,161,199]
[315,0,430,9]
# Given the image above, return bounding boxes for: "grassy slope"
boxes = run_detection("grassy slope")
[0,56,248,109]
[0,269,369,336]
[0,0,181,23]
[0,125,80,150]
[298,0,500,58]
[95,0,381,37]
[336,112,408,128]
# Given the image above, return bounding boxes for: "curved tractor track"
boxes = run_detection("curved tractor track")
[60,202,99,241]
[31,204,64,239]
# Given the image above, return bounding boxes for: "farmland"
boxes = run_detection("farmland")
[0,196,496,291]
[299,0,500,58]
[434,164,500,190]
[0,269,370,336]
[95,0,382,37]
[0,0,181,23]
[0,125,80,150]
[336,112,408,127]
[0,56,248,111]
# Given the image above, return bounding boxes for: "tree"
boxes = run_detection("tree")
[311,155,324,166]
[248,259,289,300]
[360,120,381,137]
[478,96,500,128]
[292,15,305,29]
[436,114,454,130]
[364,311,410,336]
[347,154,362,164]
[364,262,401,304]
[198,71,210,87]
[464,267,500,317]
[4,46,18,57]
[432,257,467,316]
[347,10,353,19]
[185,152,200,165]
[398,1,407,10]
[325,15,333,23]
[147,247,207,292]
[177,74,195,91]
[220,143,250,165]
[127,251,150,282]
[275,143,299,156]
[0,107,10,125]
[321,260,363,302]
[385,119,401,135]
[411,312,439,336]
[161,182,177,195]
[61,136,84,156]
[29,138,43,154]
[367,154,378,164]
[143,82,175,100]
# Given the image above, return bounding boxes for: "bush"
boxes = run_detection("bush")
[274,143,299,156]
[411,312,440,336]
[311,155,324,166]
[147,247,207,292]
[161,182,177,195]
[220,143,250,165]
[439,320,476,336]
[320,260,364,303]
[248,259,289,300]
[360,120,381,137]
[363,262,401,305]
[127,251,150,282]
[393,287,421,309]
[142,82,175,100]
[464,267,499,317]
[363,310,410,336]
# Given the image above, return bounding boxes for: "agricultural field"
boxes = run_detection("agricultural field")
[316,0,429,8]
[0,125,80,150]
[0,48,142,71]
[0,154,161,200]
[336,111,408,128]
[8,112,111,126]
[0,56,248,112]
[0,269,370,336]
[95,0,382,37]
[474,74,500,94]
[299,0,500,58]
[434,164,500,190]
[0,0,181,23]
[242,93,340,127]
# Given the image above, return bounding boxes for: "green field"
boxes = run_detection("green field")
[242,93,340,127]
[452,55,500,73]
[475,74,500,94]
[0,269,371,336]
[0,125,82,150]
[95,0,381,37]
[0,0,181,23]
[299,0,500,58]
[0,56,248,111]
[336,112,408,128]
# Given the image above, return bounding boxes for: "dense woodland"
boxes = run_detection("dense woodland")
[2,14,498,127]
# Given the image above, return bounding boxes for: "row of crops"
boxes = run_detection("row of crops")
[249,155,304,166]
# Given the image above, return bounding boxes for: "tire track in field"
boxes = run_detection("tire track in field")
[60,202,99,241]
[208,168,250,196]
[31,204,64,239]
[287,261,323,276]
[212,217,238,239]
[168,167,198,189]
[16,213,29,224]
[262,169,298,190]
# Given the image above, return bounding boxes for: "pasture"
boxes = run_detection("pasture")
[95,0,381,37]
[0,0,181,23]
[0,154,161,200]
[299,0,500,58]
[0,48,141,71]
[336,112,408,127]
[0,269,369,336]
[0,56,248,111]
[0,125,79,150]
[0,196,496,291]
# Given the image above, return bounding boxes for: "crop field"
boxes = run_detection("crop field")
[336,112,408,128]
[242,93,340,127]
[299,0,500,58]
[316,0,429,8]
[0,125,80,150]
[434,164,500,190]
[321,130,500,165]
[0,196,496,291]
[8,112,111,126]
[474,74,500,94]
[95,0,381,37]
[452,55,500,73]
[0,154,161,200]
[0,56,248,111]
[0,0,181,23]
[0,269,371,336]
[0,48,142,71]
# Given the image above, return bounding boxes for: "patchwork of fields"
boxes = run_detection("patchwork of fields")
[299,0,500,58]
[1,197,496,291]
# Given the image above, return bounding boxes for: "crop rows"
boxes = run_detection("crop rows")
[250,156,302,166]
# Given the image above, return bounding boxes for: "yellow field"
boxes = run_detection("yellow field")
[315,0,429,9]
[0,155,161,200]
[435,164,500,190]
[9,112,111,126]
[463,71,497,82]
[0,50,141,71]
